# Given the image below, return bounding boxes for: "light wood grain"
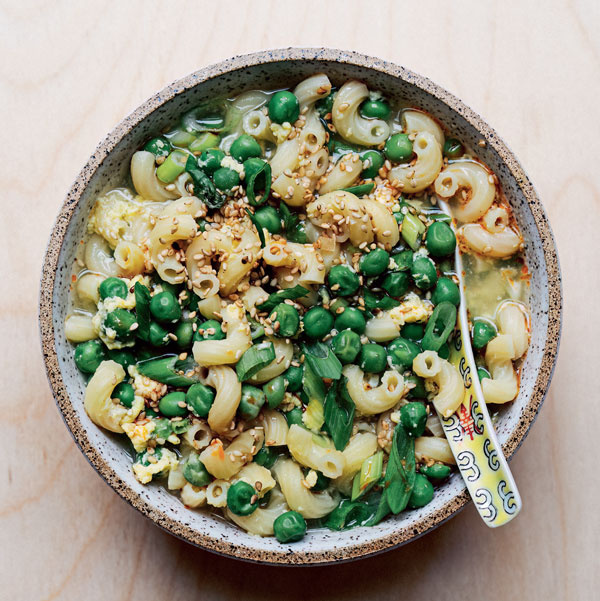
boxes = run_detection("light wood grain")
[1,0,598,599]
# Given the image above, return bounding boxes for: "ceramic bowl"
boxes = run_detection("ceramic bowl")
[39,48,562,565]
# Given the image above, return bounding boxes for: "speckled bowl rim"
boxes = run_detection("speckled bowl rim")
[39,48,562,565]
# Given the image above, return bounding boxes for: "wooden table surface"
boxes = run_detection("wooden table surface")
[2,1,598,599]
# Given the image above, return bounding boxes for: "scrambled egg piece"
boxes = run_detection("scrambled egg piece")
[389,292,433,326]
[220,155,245,178]
[122,420,156,453]
[87,189,149,249]
[128,366,167,402]
[270,121,292,143]
[133,448,178,484]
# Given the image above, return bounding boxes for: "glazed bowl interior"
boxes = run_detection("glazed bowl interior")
[41,49,561,565]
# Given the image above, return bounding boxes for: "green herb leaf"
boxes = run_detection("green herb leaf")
[341,183,375,196]
[323,379,355,451]
[245,208,266,248]
[302,362,326,431]
[134,282,151,342]
[383,423,416,514]
[256,285,310,313]
[236,341,276,381]
[278,203,308,243]
[302,341,343,380]
[136,355,200,387]
[185,155,226,209]
[171,418,190,435]
[324,495,380,531]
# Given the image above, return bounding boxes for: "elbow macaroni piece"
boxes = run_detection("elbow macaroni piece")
[332,80,390,146]
[226,487,289,536]
[415,436,456,465]
[243,110,275,142]
[182,420,212,451]
[343,365,406,415]
[84,234,121,277]
[496,301,529,360]
[481,335,519,404]
[65,314,96,342]
[199,428,264,479]
[286,425,346,478]
[274,458,339,519]
[234,462,276,497]
[206,479,230,507]
[263,238,326,287]
[202,364,243,434]
[412,351,465,417]
[149,197,203,284]
[76,273,104,305]
[307,191,399,249]
[131,150,178,201]
[84,360,143,433]
[260,409,289,446]
[402,110,444,148]
[294,74,332,152]
[333,432,379,494]
[389,132,443,193]
[180,483,207,508]
[193,304,252,368]
[434,160,496,223]
[114,240,146,276]
[319,153,362,194]
[186,225,260,297]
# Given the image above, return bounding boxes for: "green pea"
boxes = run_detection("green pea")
[285,407,304,427]
[104,309,137,340]
[150,291,181,323]
[431,277,460,306]
[328,265,360,296]
[99,277,128,300]
[270,303,300,338]
[438,342,450,360]
[254,445,278,468]
[334,307,366,334]
[426,221,456,257]
[359,248,390,277]
[268,91,300,125]
[213,167,240,192]
[421,463,452,481]
[359,343,387,373]
[401,323,424,341]
[263,375,287,409]
[382,271,409,297]
[406,374,427,399]
[230,134,262,162]
[361,150,384,179]
[477,366,491,382]
[173,321,194,348]
[303,307,334,340]
[198,148,225,175]
[472,319,497,349]
[227,481,259,516]
[107,349,136,372]
[183,453,212,487]
[391,250,413,271]
[360,99,391,120]
[144,136,171,158]
[384,133,413,163]
[329,297,349,315]
[254,206,282,234]
[443,138,465,159]
[283,365,303,392]
[411,256,438,290]
[311,471,330,492]
[74,339,107,374]
[194,319,225,341]
[159,391,188,417]
[239,385,265,420]
[388,337,421,371]
[408,473,434,508]
[186,383,215,418]
[273,510,307,543]
[400,402,428,437]
[149,322,169,346]
[111,381,135,408]
[331,329,362,364]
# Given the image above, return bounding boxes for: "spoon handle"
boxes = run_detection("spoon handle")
[436,200,521,527]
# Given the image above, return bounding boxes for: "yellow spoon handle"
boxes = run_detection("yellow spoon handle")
[437,200,521,527]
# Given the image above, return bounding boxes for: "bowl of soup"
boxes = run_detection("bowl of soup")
[40,48,561,564]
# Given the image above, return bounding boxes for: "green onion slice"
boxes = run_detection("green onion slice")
[236,342,276,382]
